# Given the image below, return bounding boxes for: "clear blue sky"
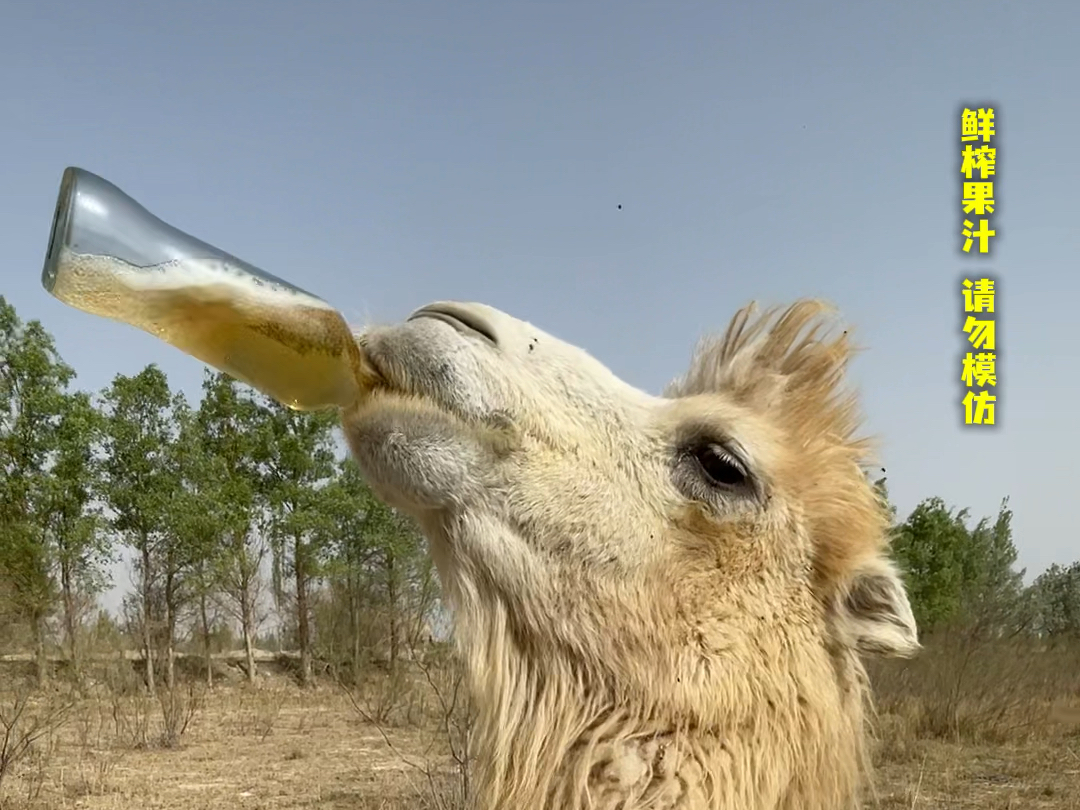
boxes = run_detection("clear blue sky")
[3,1,1076,612]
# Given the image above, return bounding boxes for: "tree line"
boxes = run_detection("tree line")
[1,295,1078,692]
[881,481,1080,641]
[0,296,436,691]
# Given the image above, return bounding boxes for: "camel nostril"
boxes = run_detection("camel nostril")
[408,302,499,348]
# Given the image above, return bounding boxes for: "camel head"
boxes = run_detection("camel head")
[342,298,918,809]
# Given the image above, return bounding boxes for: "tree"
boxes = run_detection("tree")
[0,297,75,685]
[40,389,109,673]
[154,393,201,691]
[964,498,1026,636]
[891,496,1024,637]
[1027,561,1080,639]
[0,525,55,687]
[168,398,222,686]
[318,458,384,679]
[254,398,338,687]
[318,457,436,679]
[100,365,180,696]
[196,372,268,684]
[890,497,972,633]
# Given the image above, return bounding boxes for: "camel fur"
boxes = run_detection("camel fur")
[342,298,919,810]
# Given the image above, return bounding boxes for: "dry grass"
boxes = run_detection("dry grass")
[868,635,1080,808]
[0,639,1077,809]
[0,682,451,809]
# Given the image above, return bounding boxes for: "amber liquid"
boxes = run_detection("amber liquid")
[51,248,377,410]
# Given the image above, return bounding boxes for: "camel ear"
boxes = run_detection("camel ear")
[835,557,919,658]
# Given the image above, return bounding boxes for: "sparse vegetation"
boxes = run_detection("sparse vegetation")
[0,644,1074,808]
[0,684,75,799]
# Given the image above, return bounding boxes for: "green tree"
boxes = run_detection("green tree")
[100,365,180,696]
[891,497,972,632]
[891,496,1024,636]
[153,392,202,690]
[254,398,338,687]
[168,398,221,686]
[198,373,268,684]
[318,457,436,678]
[0,297,76,685]
[965,498,1025,635]
[40,389,109,672]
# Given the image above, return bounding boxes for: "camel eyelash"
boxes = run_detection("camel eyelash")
[691,444,748,487]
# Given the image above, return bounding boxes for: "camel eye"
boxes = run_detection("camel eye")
[671,430,758,506]
[692,443,748,489]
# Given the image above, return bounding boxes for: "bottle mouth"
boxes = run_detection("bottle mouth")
[42,167,78,292]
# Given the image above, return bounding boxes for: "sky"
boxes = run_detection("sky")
[2,1,1077,614]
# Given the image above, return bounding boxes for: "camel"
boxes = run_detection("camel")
[341,298,919,810]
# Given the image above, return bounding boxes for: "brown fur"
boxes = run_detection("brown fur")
[667,301,888,595]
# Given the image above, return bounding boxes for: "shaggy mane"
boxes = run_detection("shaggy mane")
[666,299,889,594]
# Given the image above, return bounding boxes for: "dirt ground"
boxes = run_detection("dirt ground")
[873,738,1080,809]
[1,684,1078,809]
